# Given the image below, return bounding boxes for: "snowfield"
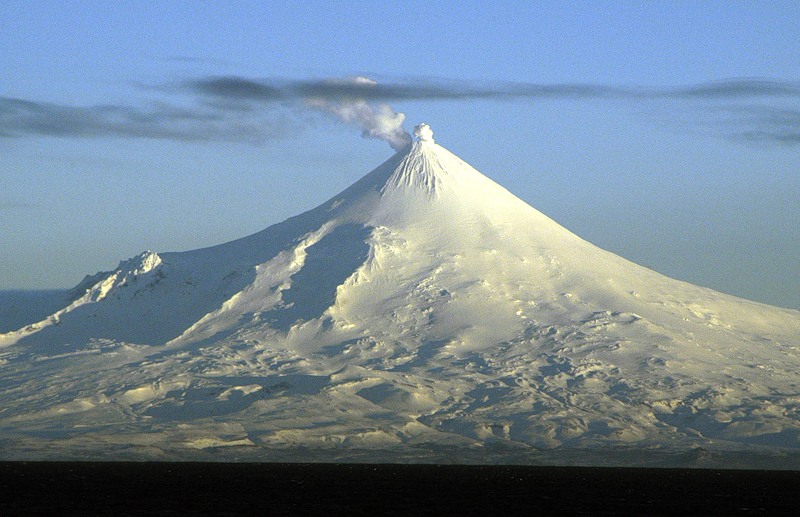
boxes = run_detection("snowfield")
[2,125,800,464]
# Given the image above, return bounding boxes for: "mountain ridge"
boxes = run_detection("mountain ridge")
[2,125,799,461]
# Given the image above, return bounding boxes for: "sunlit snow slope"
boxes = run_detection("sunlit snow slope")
[2,125,800,461]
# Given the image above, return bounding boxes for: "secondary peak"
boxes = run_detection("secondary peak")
[414,123,434,144]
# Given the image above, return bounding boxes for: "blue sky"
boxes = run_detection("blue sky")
[2,1,799,309]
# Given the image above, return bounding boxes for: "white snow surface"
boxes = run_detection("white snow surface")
[2,133,800,463]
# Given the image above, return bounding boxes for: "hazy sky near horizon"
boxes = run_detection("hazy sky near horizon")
[2,1,799,309]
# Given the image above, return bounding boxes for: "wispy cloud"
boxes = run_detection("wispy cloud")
[190,76,283,101]
[0,96,282,143]
[187,76,800,102]
[186,76,629,102]
[2,76,800,148]
[186,76,800,147]
[717,105,800,145]
[667,80,800,100]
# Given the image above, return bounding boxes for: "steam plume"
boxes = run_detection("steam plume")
[305,77,412,150]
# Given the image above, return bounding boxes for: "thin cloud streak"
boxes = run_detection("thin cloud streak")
[186,76,800,147]
[0,96,278,143]
[719,105,800,145]
[191,77,282,101]
[187,76,629,102]
[187,76,800,102]
[2,77,800,146]
[668,80,800,99]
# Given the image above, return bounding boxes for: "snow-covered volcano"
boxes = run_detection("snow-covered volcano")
[2,125,800,464]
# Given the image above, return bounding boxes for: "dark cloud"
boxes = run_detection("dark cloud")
[0,96,279,143]
[186,76,629,102]
[184,76,800,147]
[191,76,283,100]
[186,76,800,103]
[3,76,800,146]
[188,76,476,101]
[669,80,800,99]
[720,106,800,145]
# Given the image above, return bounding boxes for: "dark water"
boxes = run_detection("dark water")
[2,462,800,515]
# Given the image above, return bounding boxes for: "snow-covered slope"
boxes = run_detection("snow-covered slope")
[2,125,800,463]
